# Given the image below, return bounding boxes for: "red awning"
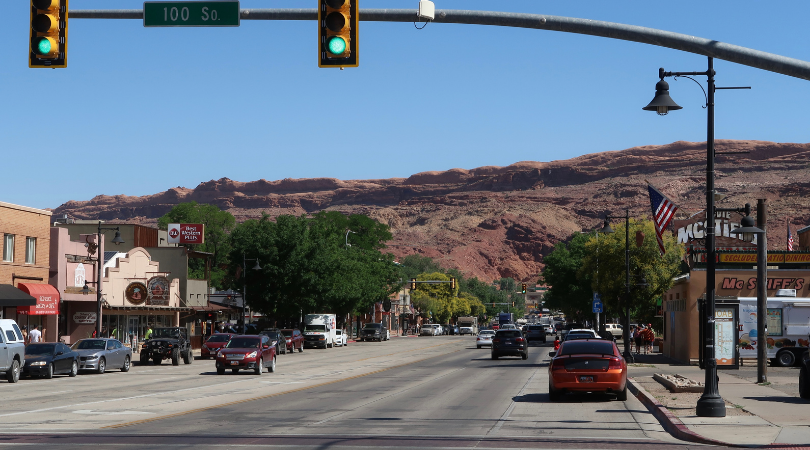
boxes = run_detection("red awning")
[16,283,60,316]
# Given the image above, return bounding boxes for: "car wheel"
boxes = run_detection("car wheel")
[45,363,54,379]
[521,353,528,360]
[268,356,276,373]
[6,360,20,383]
[217,365,225,375]
[491,354,498,360]
[97,358,106,374]
[255,358,263,375]
[121,356,131,372]
[153,356,162,365]
[616,385,628,401]
[171,348,180,366]
[183,350,192,364]
[800,365,810,399]
[298,345,303,353]
[778,350,796,367]
[69,360,78,377]
[477,345,481,349]
[140,353,149,365]
[548,382,561,402]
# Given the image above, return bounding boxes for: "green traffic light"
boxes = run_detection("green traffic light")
[35,37,51,55]
[327,36,347,55]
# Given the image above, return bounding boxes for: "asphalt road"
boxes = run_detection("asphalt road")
[0,336,725,450]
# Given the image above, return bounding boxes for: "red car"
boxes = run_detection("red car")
[215,335,277,375]
[201,333,234,359]
[281,329,304,353]
[548,338,627,401]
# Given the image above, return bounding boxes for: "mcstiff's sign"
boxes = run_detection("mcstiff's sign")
[168,223,205,244]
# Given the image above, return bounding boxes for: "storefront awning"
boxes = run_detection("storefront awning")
[0,284,37,307]
[190,304,236,312]
[105,305,191,312]
[16,283,60,315]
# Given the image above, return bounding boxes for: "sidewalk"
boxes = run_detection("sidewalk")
[627,353,810,447]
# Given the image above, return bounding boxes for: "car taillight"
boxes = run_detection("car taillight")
[476,337,480,340]
[551,359,565,371]
[515,337,524,343]
[493,339,501,343]
[608,358,623,370]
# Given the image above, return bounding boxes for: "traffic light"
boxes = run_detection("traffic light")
[318,0,358,68]
[410,278,416,290]
[29,0,68,68]
[521,283,527,294]
[450,277,456,289]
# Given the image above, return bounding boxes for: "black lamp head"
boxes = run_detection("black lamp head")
[111,230,125,245]
[599,218,614,234]
[730,215,764,240]
[252,260,262,271]
[643,78,683,116]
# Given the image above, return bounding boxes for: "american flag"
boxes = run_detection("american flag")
[647,184,679,255]
[788,224,794,251]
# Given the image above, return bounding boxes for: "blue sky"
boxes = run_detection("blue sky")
[2,1,809,210]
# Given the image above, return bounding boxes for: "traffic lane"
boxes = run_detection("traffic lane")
[0,338,465,431]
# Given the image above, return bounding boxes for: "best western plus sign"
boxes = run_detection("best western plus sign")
[167,223,205,244]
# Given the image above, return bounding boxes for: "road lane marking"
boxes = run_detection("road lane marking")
[487,369,538,435]
[103,348,464,429]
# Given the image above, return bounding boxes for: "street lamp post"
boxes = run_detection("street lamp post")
[82,222,125,337]
[644,56,750,418]
[242,254,262,334]
[345,229,356,248]
[599,209,634,363]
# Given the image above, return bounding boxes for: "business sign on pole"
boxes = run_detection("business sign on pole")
[168,223,205,244]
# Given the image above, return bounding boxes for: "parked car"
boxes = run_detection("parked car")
[215,335,276,375]
[476,330,496,348]
[491,329,528,360]
[548,339,627,401]
[201,333,234,359]
[525,325,547,343]
[280,329,304,353]
[23,342,78,378]
[259,328,287,355]
[420,325,436,337]
[71,338,132,374]
[604,324,623,339]
[563,329,599,341]
[334,329,349,347]
[0,319,26,383]
[360,323,389,342]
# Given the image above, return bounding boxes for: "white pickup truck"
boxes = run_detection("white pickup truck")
[0,319,26,383]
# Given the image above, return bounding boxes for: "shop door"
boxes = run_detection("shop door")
[128,317,139,342]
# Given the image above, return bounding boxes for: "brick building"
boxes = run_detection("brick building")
[0,201,60,341]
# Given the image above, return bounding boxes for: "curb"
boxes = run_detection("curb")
[628,378,738,447]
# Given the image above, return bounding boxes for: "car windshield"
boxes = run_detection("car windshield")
[495,330,522,338]
[206,335,231,343]
[529,326,544,331]
[72,339,106,350]
[152,328,182,338]
[364,323,382,329]
[566,332,596,340]
[479,331,495,336]
[263,331,282,339]
[26,343,56,355]
[304,324,326,332]
[226,337,260,349]
[559,340,616,356]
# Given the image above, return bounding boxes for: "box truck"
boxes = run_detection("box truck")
[303,314,337,349]
[738,296,810,367]
[457,317,478,335]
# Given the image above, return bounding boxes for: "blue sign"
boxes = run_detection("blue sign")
[592,293,603,313]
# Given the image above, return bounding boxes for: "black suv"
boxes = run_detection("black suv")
[140,327,192,366]
[491,329,528,360]
[259,328,287,355]
[360,323,389,342]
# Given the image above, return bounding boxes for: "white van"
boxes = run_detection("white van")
[0,319,26,383]
[738,296,810,366]
[303,314,337,349]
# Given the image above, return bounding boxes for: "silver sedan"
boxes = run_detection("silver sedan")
[71,338,132,374]
[476,330,496,348]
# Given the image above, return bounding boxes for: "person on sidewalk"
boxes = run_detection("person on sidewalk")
[633,325,643,355]
[29,325,42,343]
[643,324,655,354]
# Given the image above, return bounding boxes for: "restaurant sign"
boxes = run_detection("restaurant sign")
[720,277,806,291]
[73,312,97,324]
[125,282,148,305]
[147,276,170,306]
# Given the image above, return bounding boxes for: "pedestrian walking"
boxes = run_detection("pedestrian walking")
[29,325,42,343]
[644,324,655,354]
[21,326,28,343]
[633,326,643,355]
[144,326,153,340]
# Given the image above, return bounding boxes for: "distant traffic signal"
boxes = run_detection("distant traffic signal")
[450,277,456,290]
[30,0,67,68]
[521,283,527,294]
[410,278,416,290]
[318,0,358,68]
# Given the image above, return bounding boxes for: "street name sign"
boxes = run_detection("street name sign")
[144,1,240,27]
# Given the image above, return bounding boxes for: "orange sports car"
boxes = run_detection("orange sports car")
[548,338,627,401]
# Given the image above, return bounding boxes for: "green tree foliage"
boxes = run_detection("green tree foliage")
[580,218,683,325]
[228,212,399,322]
[157,201,235,288]
[540,232,596,322]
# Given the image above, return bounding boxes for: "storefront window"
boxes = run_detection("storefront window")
[767,308,782,336]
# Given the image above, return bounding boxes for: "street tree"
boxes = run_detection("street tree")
[157,201,235,288]
[540,232,595,322]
